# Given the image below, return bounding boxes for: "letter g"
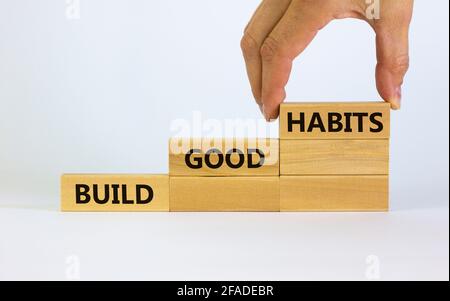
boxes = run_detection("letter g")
[185,149,202,169]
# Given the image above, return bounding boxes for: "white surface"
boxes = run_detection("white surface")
[0,204,448,281]
[0,1,448,280]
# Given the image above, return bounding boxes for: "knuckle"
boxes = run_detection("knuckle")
[379,53,410,75]
[390,54,410,74]
[260,37,281,61]
[240,33,260,59]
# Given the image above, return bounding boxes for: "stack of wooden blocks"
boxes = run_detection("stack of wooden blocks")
[169,138,280,211]
[279,102,390,211]
[61,102,390,212]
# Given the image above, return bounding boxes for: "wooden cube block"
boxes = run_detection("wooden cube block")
[61,174,169,212]
[280,140,389,175]
[170,177,280,212]
[280,176,389,212]
[169,138,279,176]
[280,102,390,139]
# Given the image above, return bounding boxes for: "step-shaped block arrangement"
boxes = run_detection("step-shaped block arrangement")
[61,174,169,212]
[169,138,280,211]
[60,102,391,212]
[279,102,390,211]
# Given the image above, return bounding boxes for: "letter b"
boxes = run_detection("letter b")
[75,184,90,204]
[328,112,343,132]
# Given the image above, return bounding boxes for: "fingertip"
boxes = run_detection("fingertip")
[262,103,280,122]
[381,84,402,110]
[382,93,401,110]
[390,100,401,110]
[389,86,402,110]
[376,67,403,110]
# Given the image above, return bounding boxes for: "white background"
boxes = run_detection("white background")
[0,0,448,280]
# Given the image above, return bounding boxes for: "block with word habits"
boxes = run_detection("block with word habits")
[279,102,390,139]
[280,176,389,212]
[279,101,390,211]
[280,139,389,175]
[170,177,280,212]
[61,174,169,212]
[169,138,279,176]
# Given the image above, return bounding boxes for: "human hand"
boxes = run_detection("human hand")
[241,0,414,120]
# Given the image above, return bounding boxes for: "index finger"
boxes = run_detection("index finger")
[260,4,327,120]
[241,0,292,111]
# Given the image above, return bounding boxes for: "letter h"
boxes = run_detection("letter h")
[288,112,305,132]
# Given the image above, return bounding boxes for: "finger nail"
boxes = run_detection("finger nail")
[391,86,402,110]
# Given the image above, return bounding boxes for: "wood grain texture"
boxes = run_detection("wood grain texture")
[61,174,169,212]
[170,177,280,212]
[169,138,279,176]
[279,102,390,139]
[280,176,389,212]
[280,139,389,175]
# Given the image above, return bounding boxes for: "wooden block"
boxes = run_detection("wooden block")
[169,138,279,176]
[280,139,389,175]
[170,177,280,212]
[279,102,390,139]
[280,176,389,212]
[61,174,169,212]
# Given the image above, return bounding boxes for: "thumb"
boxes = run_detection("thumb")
[374,9,413,110]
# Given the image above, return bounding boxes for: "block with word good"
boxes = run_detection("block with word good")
[170,177,280,211]
[280,176,388,212]
[279,102,390,139]
[169,138,279,176]
[280,139,389,175]
[61,174,169,212]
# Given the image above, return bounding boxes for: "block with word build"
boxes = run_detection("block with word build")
[61,174,169,212]
[280,175,389,212]
[279,102,390,139]
[170,177,280,212]
[169,138,279,176]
